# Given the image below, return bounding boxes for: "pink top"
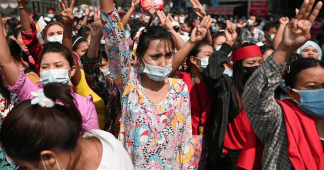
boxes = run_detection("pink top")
[8,71,99,133]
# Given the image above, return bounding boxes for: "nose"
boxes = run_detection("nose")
[158,57,172,67]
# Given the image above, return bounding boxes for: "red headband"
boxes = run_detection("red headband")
[48,9,55,13]
[232,45,262,62]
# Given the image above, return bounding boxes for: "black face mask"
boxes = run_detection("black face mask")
[243,66,259,81]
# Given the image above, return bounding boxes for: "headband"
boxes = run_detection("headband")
[132,27,146,58]
[48,9,55,13]
[72,36,83,47]
[31,89,55,108]
[232,45,262,62]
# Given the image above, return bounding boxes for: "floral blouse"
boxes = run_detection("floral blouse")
[101,8,194,169]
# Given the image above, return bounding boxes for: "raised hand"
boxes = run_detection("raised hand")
[236,20,248,29]
[149,6,157,18]
[190,0,206,19]
[281,0,322,51]
[279,17,289,26]
[156,10,172,30]
[190,16,210,43]
[59,0,75,26]
[85,5,90,16]
[90,22,103,40]
[225,20,238,47]
[94,8,101,24]
[131,0,140,7]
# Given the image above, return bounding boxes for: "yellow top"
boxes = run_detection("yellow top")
[75,69,105,129]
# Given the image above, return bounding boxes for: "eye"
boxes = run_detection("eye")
[307,85,317,89]
[166,52,173,58]
[56,65,62,68]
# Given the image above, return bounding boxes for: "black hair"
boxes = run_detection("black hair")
[7,18,19,32]
[77,26,91,40]
[100,46,108,61]
[259,45,275,55]
[40,42,74,68]
[250,14,261,26]
[284,58,324,89]
[6,38,21,61]
[185,41,213,72]
[0,83,82,163]
[6,32,14,38]
[136,26,175,63]
[72,35,87,51]
[130,21,146,41]
[183,20,193,31]
[212,32,225,47]
[216,21,227,30]
[262,22,277,32]
[232,42,257,109]
[13,27,22,39]
[32,14,40,22]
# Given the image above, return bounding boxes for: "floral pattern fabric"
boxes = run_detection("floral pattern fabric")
[101,8,194,169]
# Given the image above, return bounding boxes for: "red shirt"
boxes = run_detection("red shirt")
[177,71,212,135]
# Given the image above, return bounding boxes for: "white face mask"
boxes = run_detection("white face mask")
[101,68,110,77]
[100,40,106,45]
[40,69,71,85]
[47,35,63,44]
[215,46,221,51]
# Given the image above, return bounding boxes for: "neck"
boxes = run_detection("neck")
[191,66,204,84]
[315,119,324,140]
[141,73,168,91]
[72,137,102,169]
[248,26,255,32]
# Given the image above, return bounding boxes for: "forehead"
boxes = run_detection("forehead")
[249,16,256,20]
[303,46,317,50]
[146,39,173,53]
[47,24,63,33]
[214,35,226,43]
[243,56,263,62]
[296,66,324,84]
[41,52,69,64]
[200,45,213,52]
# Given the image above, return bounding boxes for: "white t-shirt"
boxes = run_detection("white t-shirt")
[83,130,134,170]
[178,32,190,43]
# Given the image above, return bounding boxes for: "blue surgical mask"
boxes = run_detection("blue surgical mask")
[48,14,54,19]
[248,19,254,27]
[142,60,172,81]
[212,26,217,33]
[47,35,63,44]
[40,69,70,85]
[134,66,143,74]
[100,40,106,44]
[195,57,209,72]
[223,69,233,77]
[279,80,287,92]
[291,88,324,117]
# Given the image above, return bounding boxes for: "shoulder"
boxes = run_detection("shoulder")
[170,78,189,95]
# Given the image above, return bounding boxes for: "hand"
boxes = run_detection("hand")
[94,8,101,24]
[131,0,140,7]
[224,20,238,47]
[167,14,174,21]
[236,20,247,29]
[16,0,27,6]
[59,0,75,26]
[149,6,157,18]
[90,22,103,40]
[279,17,289,25]
[190,16,210,43]
[156,10,172,30]
[281,0,322,51]
[190,0,206,19]
[85,5,90,16]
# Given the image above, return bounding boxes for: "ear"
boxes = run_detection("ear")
[40,150,56,168]
[69,66,76,78]
[286,87,301,103]
[190,56,197,65]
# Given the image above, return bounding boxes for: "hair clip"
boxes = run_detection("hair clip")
[242,41,248,44]
[143,28,147,33]
[31,89,55,108]
[287,65,291,73]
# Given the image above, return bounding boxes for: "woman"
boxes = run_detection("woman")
[212,31,226,50]
[259,45,275,60]
[0,10,99,133]
[97,0,209,168]
[0,83,133,170]
[72,35,88,68]
[239,0,324,169]
[297,40,322,60]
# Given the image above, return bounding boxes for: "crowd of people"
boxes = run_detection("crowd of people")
[0,0,323,169]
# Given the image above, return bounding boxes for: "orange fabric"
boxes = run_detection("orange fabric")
[25,72,40,86]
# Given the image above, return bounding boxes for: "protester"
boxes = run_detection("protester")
[259,45,275,60]
[238,0,323,169]
[262,22,277,46]
[297,40,322,60]
[238,15,265,45]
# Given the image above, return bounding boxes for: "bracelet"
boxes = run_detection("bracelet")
[19,5,27,9]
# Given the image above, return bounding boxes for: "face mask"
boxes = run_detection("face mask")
[212,26,217,33]
[223,69,233,77]
[88,40,91,45]
[247,19,254,27]
[243,66,258,81]
[41,156,64,170]
[40,69,70,85]
[268,32,275,42]
[48,14,54,19]
[142,60,173,81]
[47,35,63,44]
[195,57,209,72]
[134,66,144,74]
[279,80,287,92]
[101,68,110,77]
[100,40,105,45]
[270,18,274,21]
[215,46,221,51]
[291,88,324,118]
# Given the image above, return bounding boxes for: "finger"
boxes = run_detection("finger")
[308,1,323,23]
[70,0,75,9]
[206,17,212,29]
[295,8,300,16]
[298,21,311,40]
[302,0,315,20]
[296,0,309,19]
[59,0,65,10]
[195,0,201,6]
[64,0,68,11]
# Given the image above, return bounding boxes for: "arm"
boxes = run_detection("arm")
[243,0,322,142]
[100,0,132,92]
[272,17,289,49]
[82,5,90,26]
[17,0,32,32]
[170,16,212,76]
[122,0,140,27]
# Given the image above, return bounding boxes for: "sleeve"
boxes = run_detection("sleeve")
[80,94,100,133]
[203,43,232,93]
[100,8,135,93]
[21,22,44,73]
[8,70,40,101]
[75,69,106,130]
[242,56,286,143]
[80,52,114,105]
